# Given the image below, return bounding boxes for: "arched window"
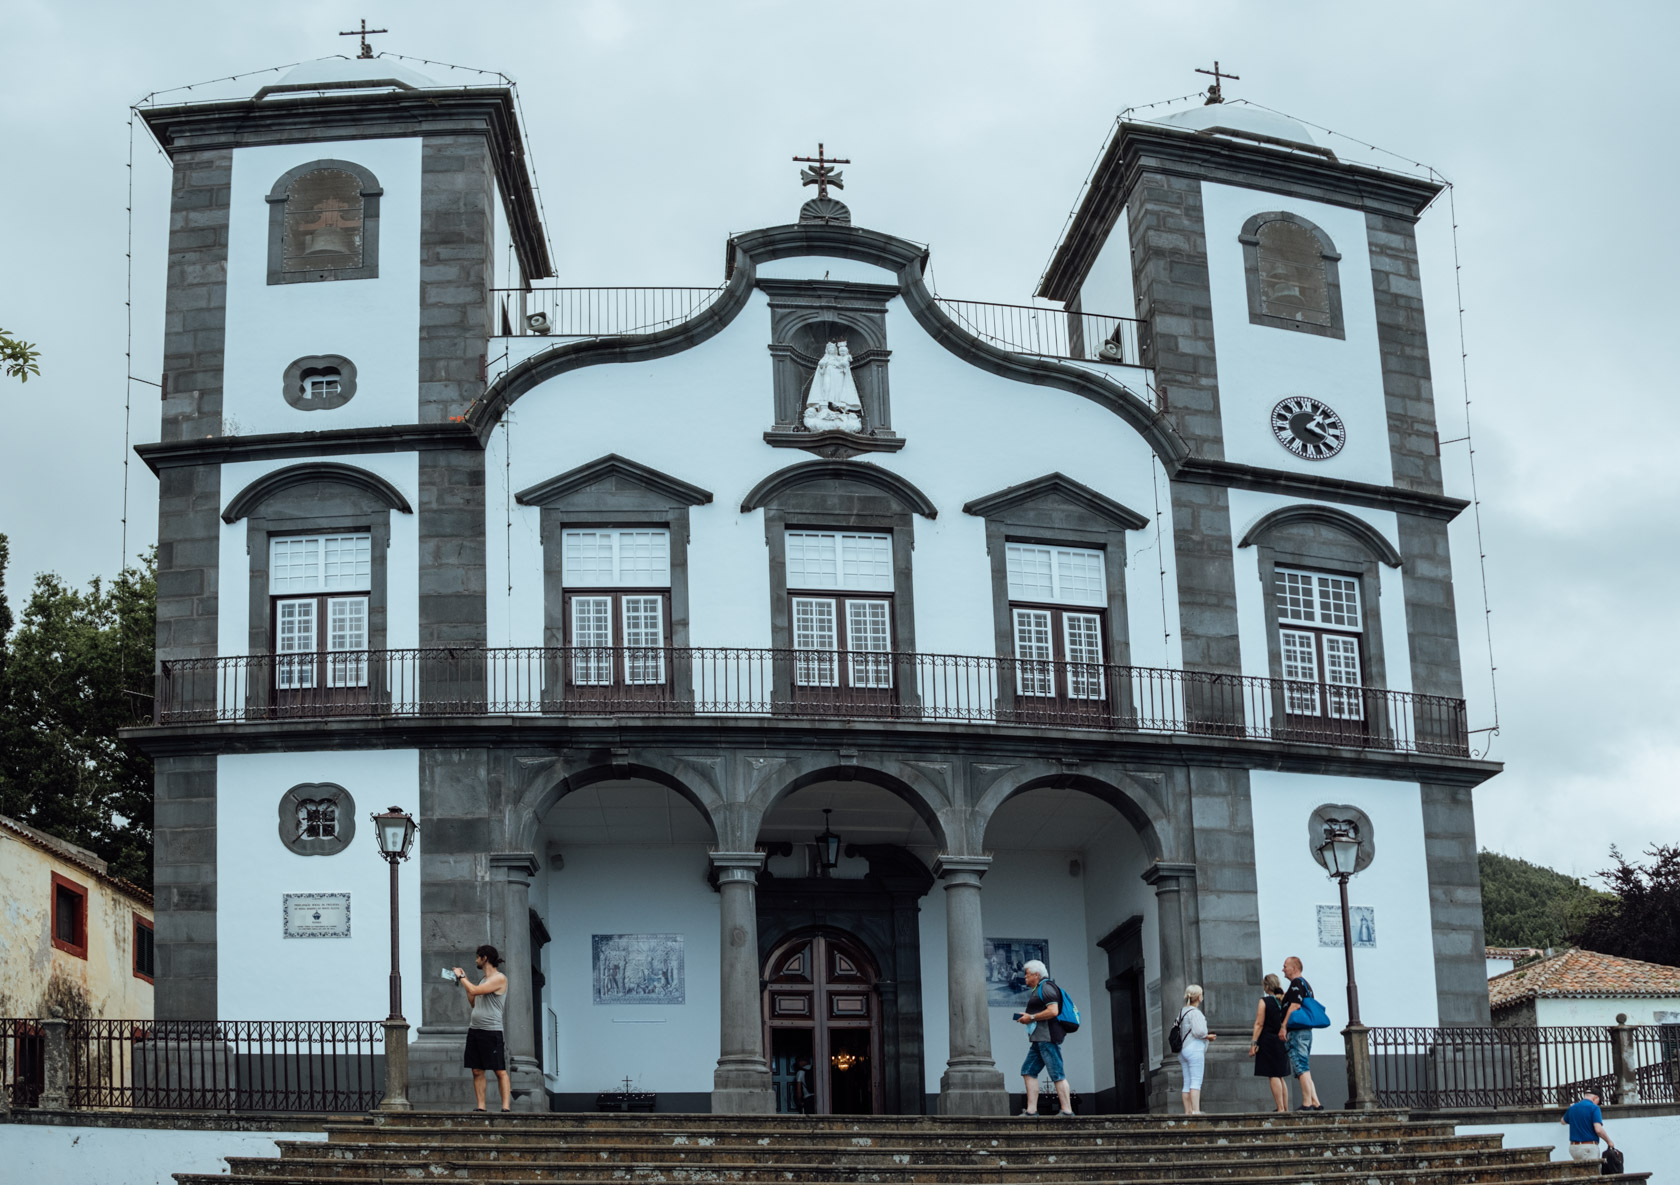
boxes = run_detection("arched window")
[1239,212,1344,339]
[266,160,382,284]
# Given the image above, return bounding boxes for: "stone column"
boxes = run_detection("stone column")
[38,1017,69,1112]
[1142,862,1196,1033]
[934,855,1007,1115]
[710,851,773,1113]
[489,852,545,1112]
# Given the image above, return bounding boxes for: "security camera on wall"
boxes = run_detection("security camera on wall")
[526,311,552,335]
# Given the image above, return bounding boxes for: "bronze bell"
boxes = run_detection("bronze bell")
[304,226,356,257]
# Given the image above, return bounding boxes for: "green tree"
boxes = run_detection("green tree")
[1479,850,1608,950]
[0,547,156,887]
[1570,845,1680,968]
[1,327,41,382]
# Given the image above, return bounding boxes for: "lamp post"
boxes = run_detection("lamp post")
[1319,820,1373,1108]
[372,805,418,1111]
[815,809,841,877]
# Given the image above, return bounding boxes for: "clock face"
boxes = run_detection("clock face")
[1270,397,1346,460]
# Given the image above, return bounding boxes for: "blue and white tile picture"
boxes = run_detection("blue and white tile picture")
[592,933,685,1005]
[1316,905,1375,948]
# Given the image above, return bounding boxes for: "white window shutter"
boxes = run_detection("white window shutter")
[1322,634,1364,720]
[1280,628,1320,715]
[792,597,838,687]
[326,596,369,688]
[1062,612,1106,700]
[622,596,666,685]
[275,599,317,689]
[570,596,614,685]
[1012,608,1054,697]
[845,600,893,689]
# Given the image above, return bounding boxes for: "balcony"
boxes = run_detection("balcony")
[490,289,1146,370]
[151,647,1468,757]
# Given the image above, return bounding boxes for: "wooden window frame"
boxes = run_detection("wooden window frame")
[788,591,895,690]
[50,872,89,960]
[561,588,673,691]
[133,913,155,984]
[1274,566,1366,721]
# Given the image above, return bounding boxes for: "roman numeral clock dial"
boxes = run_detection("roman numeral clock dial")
[1270,397,1346,460]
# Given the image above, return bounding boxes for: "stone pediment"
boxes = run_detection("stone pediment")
[514,454,713,509]
[962,472,1147,531]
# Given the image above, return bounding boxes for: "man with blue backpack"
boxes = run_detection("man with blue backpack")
[1280,956,1327,1110]
[1014,959,1080,1117]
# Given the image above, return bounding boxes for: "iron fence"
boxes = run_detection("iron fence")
[2,1018,43,1108]
[933,298,1146,371]
[1369,1025,1680,1109]
[492,287,725,337]
[154,646,1468,756]
[57,1019,383,1112]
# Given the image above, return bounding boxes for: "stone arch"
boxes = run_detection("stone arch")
[222,462,412,523]
[511,754,725,853]
[1238,210,1344,338]
[970,766,1169,863]
[742,756,953,855]
[265,158,383,285]
[1238,504,1402,568]
[740,460,937,519]
[775,305,889,355]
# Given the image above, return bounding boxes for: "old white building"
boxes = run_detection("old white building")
[132,57,1494,1113]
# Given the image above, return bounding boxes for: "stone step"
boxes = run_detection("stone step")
[273,1133,1510,1166]
[333,1109,1422,1132]
[213,1145,1574,1184]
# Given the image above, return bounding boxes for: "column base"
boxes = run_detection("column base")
[937,1060,1008,1115]
[406,1027,547,1112]
[712,1057,774,1114]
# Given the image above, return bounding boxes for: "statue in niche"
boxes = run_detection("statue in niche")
[802,341,864,433]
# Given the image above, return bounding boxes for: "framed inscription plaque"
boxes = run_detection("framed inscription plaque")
[283,892,351,939]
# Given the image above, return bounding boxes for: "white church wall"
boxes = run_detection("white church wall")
[541,845,721,1096]
[755,256,899,285]
[1199,183,1393,487]
[215,749,421,1024]
[1535,997,1680,1028]
[1459,1115,1680,1183]
[1074,206,1137,323]
[1079,820,1161,1090]
[484,420,544,650]
[977,850,1101,1096]
[496,282,1175,663]
[1249,770,1438,1030]
[222,138,423,436]
[1226,488,1410,695]
[216,451,420,658]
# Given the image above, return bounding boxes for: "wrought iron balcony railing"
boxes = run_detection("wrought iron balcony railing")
[152,647,1469,756]
[933,299,1145,369]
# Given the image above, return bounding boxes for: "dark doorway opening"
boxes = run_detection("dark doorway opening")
[763,930,882,1115]
[1099,915,1150,1114]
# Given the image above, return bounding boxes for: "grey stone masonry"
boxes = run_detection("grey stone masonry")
[153,755,217,1020]
[1168,480,1242,675]
[418,135,495,424]
[154,464,221,665]
[1366,212,1445,495]
[1125,171,1224,459]
[1180,767,1264,1037]
[161,149,232,442]
[1396,513,1464,701]
[418,449,487,648]
[1420,781,1492,1024]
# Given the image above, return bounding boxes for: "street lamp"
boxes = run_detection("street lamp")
[815,809,841,877]
[1318,820,1362,1026]
[371,805,418,1111]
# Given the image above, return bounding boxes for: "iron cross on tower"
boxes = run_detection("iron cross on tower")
[339,18,389,59]
[1195,60,1240,104]
[793,143,849,200]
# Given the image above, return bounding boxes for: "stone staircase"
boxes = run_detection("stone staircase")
[176,1111,1649,1185]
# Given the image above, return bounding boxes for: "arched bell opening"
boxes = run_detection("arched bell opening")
[978,785,1159,1115]
[754,781,936,1114]
[763,929,884,1116]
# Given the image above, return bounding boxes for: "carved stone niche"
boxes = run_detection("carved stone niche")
[761,279,904,460]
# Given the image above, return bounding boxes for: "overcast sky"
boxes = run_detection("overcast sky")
[2,1,1675,882]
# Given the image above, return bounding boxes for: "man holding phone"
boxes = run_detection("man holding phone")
[1015,959,1072,1117]
[451,944,511,1112]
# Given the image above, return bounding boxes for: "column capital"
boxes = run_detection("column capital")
[488,852,540,879]
[1141,860,1196,891]
[933,854,992,880]
[709,851,765,884]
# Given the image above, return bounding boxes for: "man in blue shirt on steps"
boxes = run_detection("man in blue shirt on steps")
[1561,1091,1616,1162]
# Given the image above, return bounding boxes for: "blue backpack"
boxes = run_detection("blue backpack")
[1038,980,1081,1034]
[1286,978,1331,1030]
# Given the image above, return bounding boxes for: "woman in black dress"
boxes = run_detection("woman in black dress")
[1248,973,1289,1112]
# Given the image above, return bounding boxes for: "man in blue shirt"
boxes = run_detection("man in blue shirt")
[1561,1091,1616,1162]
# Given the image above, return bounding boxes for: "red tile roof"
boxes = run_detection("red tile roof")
[1489,947,1680,1011]
[0,813,153,908]
[1486,946,1544,961]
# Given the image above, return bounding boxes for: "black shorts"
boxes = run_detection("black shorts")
[463,1028,506,1071]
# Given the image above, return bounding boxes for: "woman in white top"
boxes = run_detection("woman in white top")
[1177,984,1216,1115]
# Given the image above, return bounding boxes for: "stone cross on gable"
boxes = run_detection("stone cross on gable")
[793,143,849,201]
[1195,60,1240,105]
[339,17,389,59]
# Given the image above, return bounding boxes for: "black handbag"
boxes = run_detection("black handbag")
[1601,1146,1624,1175]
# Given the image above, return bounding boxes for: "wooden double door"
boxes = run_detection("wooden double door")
[764,931,882,1115]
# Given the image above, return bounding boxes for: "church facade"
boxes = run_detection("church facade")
[133,57,1495,1114]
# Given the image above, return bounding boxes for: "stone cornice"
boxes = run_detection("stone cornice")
[1171,458,1469,521]
[135,423,481,475]
[963,472,1149,532]
[1038,119,1443,303]
[138,88,551,280]
[515,454,713,509]
[741,459,938,519]
[1238,505,1403,567]
[487,851,540,878]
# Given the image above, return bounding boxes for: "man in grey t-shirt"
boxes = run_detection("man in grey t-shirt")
[452,944,511,1112]
[1015,959,1072,1117]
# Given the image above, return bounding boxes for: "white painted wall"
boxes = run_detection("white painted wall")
[6,1124,326,1185]
[216,750,420,1026]
[1249,770,1438,1029]
[1079,820,1160,1087]
[1074,208,1136,322]
[1535,996,1680,1028]
[1487,956,1516,978]
[1459,1114,1680,1182]
[1200,183,1394,486]
[216,451,419,659]
[756,256,899,285]
[1226,487,1411,694]
[223,138,423,436]
[541,845,721,1096]
[493,277,1175,666]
